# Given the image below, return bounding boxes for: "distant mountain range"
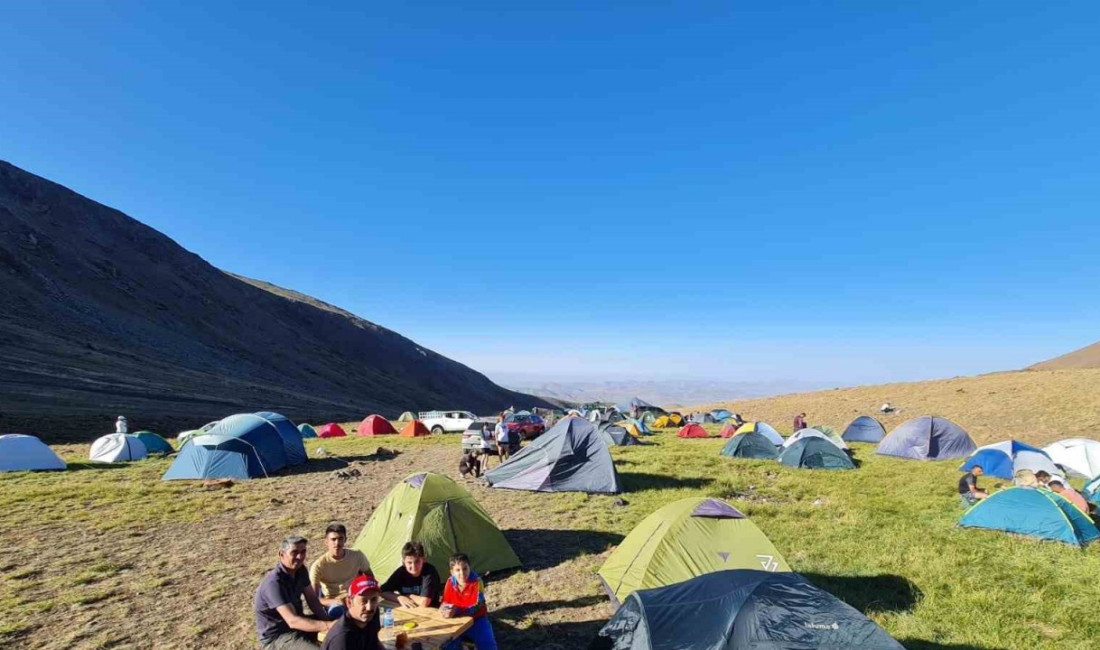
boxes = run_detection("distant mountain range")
[0,160,547,440]
[503,378,828,410]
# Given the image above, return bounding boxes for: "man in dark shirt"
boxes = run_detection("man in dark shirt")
[381,541,442,608]
[321,573,383,650]
[958,465,988,507]
[254,536,333,649]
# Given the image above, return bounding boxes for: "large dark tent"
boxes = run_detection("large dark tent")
[876,416,976,460]
[842,415,887,443]
[595,570,904,650]
[484,416,621,494]
[720,432,779,460]
[600,424,640,447]
[778,437,855,470]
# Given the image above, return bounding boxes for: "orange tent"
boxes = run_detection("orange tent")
[318,423,347,438]
[677,423,708,439]
[719,423,739,438]
[400,420,431,437]
[359,414,397,436]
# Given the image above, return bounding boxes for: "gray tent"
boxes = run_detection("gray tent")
[599,424,640,447]
[595,569,904,650]
[484,417,621,493]
[842,415,887,443]
[877,416,976,460]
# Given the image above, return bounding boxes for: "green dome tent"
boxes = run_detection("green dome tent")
[779,437,855,470]
[720,432,779,460]
[353,472,519,581]
[131,431,173,455]
[597,497,789,605]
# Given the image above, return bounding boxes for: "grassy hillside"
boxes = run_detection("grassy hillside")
[691,368,1100,446]
[1029,340,1100,371]
[3,423,1100,649]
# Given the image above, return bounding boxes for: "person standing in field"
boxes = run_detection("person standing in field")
[495,413,511,463]
[793,413,807,432]
[115,416,128,434]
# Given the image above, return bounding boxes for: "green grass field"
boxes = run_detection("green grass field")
[2,423,1098,649]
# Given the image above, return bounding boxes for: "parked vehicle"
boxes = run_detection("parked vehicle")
[461,421,497,454]
[419,410,477,435]
[505,413,546,440]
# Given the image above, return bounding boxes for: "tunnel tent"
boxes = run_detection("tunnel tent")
[131,431,174,455]
[595,570,905,650]
[253,411,308,466]
[720,432,779,460]
[735,422,783,446]
[353,472,520,581]
[90,433,148,463]
[779,437,855,470]
[162,413,290,480]
[0,434,67,472]
[358,414,397,435]
[876,416,977,460]
[597,497,789,605]
[959,486,1099,546]
[485,417,621,494]
[959,440,1060,480]
[842,415,887,443]
[298,423,318,438]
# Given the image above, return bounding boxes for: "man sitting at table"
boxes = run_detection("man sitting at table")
[321,573,383,650]
[310,523,372,618]
[381,541,442,608]
[440,553,497,650]
[254,536,333,649]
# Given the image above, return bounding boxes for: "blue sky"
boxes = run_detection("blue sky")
[2,2,1098,386]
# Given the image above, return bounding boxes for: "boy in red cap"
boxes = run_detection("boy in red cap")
[321,573,383,650]
[440,554,497,650]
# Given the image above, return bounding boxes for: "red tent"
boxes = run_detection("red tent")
[400,420,431,438]
[358,414,397,436]
[318,423,347,438]
[719,423,739,438]
[677,423,709,438]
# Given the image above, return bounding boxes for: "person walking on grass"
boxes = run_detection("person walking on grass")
[310,523,372,618]
[440,554,497,650]
[255,536,333,649]
[320,573,383,650]
[958,465,988,507]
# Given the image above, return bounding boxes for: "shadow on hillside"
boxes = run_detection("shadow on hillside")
[620,471,714,492]
[899,640,1006,650]
[802,573,922,614]
[283,449,402,476]
[494,594,606,620]
[495,617,607,650]
[503,529,624,571]
[65,462,133,472]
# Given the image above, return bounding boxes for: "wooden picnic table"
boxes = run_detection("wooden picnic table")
[378,600,473,650]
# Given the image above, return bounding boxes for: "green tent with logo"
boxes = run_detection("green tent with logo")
[597,497,790,605]
[352,472,520,580]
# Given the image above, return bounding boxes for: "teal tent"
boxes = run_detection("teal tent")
[721,432,779,460]
[131,431,173,455]
[298,423,318,438]
[959,487,1099,546]
[778,437,854,470]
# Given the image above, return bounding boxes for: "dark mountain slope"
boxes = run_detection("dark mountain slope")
[0,160,546,441]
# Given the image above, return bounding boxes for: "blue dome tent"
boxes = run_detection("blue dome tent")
[876,416,976,460]
[959,440,1059,480]
[162,413,291,480]
[842,415,886,443]
[254,411,308,465]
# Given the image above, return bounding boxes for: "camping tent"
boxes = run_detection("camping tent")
[1043,438,1100,480]
[0,435,66,472]
[297,423,317,438]
[779,437,855,470]
[651,415,671,429]
[876,416,976,460]
[710,409,733,422]
[400,420,431,437]
[1084,477,1100,506]
[177,420,219,447]
[595,570,905,650]
[734,422,783,446]
[353,472,519,581]
[162,413,291,480]
[691,412,716,424]
[959,441,1059,480]
[254,412,308,466]
[317,423,346,438]
[597,497,789,605]
[958,487,1099,546]
[484,417,621,494]
[358,414,397,436]
[667,413,684,426]
[398,411,416,422]
[720,433,779,460]
[621,419,649,436]
[842,416,886,443]
[89,433,148,463]
[677,423,709,439]
[600,425,640,447]
[131,431,174,455]
[784,428,848,451]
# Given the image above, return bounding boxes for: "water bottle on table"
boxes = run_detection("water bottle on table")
[382,607,394,629]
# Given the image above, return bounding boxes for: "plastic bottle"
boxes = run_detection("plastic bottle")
[381,607,394,629]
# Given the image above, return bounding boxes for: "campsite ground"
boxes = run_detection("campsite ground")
[3,413,1100,649]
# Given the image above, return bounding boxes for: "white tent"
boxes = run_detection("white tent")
[1043,438,1100,480]
[0,434,67,472]
[784,428,848,451]
[89,433,148,463]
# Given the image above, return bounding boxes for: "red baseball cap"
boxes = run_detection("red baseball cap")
[349,574,380,598]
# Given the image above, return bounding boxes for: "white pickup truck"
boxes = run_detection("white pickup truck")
[418,410,478,434]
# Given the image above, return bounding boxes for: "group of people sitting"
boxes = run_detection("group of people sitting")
[459,413,520,480]
[254,524,498,650]
[958,465,1093,515]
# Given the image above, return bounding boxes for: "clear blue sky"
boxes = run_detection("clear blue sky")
[3,2,1098,386]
